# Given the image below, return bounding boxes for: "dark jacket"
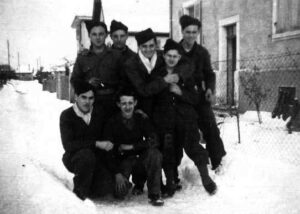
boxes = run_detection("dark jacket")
[60,106,120,174]
[103,112,159,158]
[111,44,136,63]
[152,61,199,130]
[123,52,168,117]
[180,41,216,94]
[59,106,106,154]
[71,46,122,90]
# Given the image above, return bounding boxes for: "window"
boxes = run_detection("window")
[180,0,202,43]
[272,0,300,40]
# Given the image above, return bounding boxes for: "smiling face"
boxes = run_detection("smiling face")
[117,95,137,119]
[182,25,200,46]
[164,49,181,69]
[110,29,128,49]
[75,90,95,114]
[89,26,107,48]
[139,38,156,59]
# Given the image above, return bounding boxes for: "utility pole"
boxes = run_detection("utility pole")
[7,40,10,67]
[18,52,20,69]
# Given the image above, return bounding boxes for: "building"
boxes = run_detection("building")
[170,0,300,112]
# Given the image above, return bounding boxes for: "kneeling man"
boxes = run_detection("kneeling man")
[103,89,164,206]
[60,81,127,200]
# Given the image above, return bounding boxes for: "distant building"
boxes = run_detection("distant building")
[15,65,33,81]
[170,0,300,112]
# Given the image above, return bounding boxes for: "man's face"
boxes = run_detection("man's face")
[110,30,128,49]
[139,38,156,59]
[89,26,107,48]
[164,50,181,68]
[117,95,137,119]
[182,25,200,46]
[75,90,95,114]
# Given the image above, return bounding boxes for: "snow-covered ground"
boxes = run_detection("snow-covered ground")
[0,80,300,214]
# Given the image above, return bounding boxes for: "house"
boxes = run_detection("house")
[15,65,33,81]
[170,0,300,112]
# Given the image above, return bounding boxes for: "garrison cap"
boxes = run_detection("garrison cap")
[135,28,156,46]
[110,20,128,34]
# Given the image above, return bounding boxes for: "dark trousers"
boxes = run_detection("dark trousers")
[158,115,209,186]
[118,148,162,196]
[197,103,226,168]
[62,149,114,198]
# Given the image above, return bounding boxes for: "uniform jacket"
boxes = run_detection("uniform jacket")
[71,46,123,90]
[123,51,168,117]
[152,60,199,130]
[103,112,159,159]
[180,41,216,94]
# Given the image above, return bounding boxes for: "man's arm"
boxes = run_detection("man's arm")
[124,57,170,97]
[202,49,216,93]
[70,55,85,86]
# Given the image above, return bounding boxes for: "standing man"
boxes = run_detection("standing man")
[59,81,128,200]
[71,21,122,120]
[152,39,217,196]
[103,89,164,206]
[179,15,226,172]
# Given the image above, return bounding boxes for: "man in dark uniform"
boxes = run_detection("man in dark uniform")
[152,39,217,196]
[59,81,128,200]
[71,21,122,120]
[123,28,179,117]
[103,89,164,206]
[178,15,226,172]
[110,20,136,61]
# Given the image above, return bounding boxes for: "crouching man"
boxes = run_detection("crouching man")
[103,89,164,206]
[59,81,127,200]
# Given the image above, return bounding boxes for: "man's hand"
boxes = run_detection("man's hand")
[164,73,179,84]
[169,83,182,96]
[88,77,103,88]
[205,88,214,103]
[95,141,114,151]
[135,109,148,119]
[115,173,128,197]
[119,144,134,152]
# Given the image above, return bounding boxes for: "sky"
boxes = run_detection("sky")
[0,0,169,71]
[0,80,300,213]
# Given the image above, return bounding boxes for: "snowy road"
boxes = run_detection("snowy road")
[0,81,300,214]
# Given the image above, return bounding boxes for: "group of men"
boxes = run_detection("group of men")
[59,15,226,206]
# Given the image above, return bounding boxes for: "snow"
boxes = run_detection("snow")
[0,80,300,214]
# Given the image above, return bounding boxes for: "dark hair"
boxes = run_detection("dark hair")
[116,88,137,102]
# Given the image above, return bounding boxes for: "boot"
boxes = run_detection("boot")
[197,165,217,195]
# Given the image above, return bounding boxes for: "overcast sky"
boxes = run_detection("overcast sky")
[0,0,169,70]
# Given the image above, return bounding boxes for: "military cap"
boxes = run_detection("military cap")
[135,28,156,46]
[110,20,128,34]
[179,15,202,30]
[85,20,108,34]
[163,38,182,54]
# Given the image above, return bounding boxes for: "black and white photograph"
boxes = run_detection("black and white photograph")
[0,0,300,213]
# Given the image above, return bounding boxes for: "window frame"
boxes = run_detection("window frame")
[272,0,300,41]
